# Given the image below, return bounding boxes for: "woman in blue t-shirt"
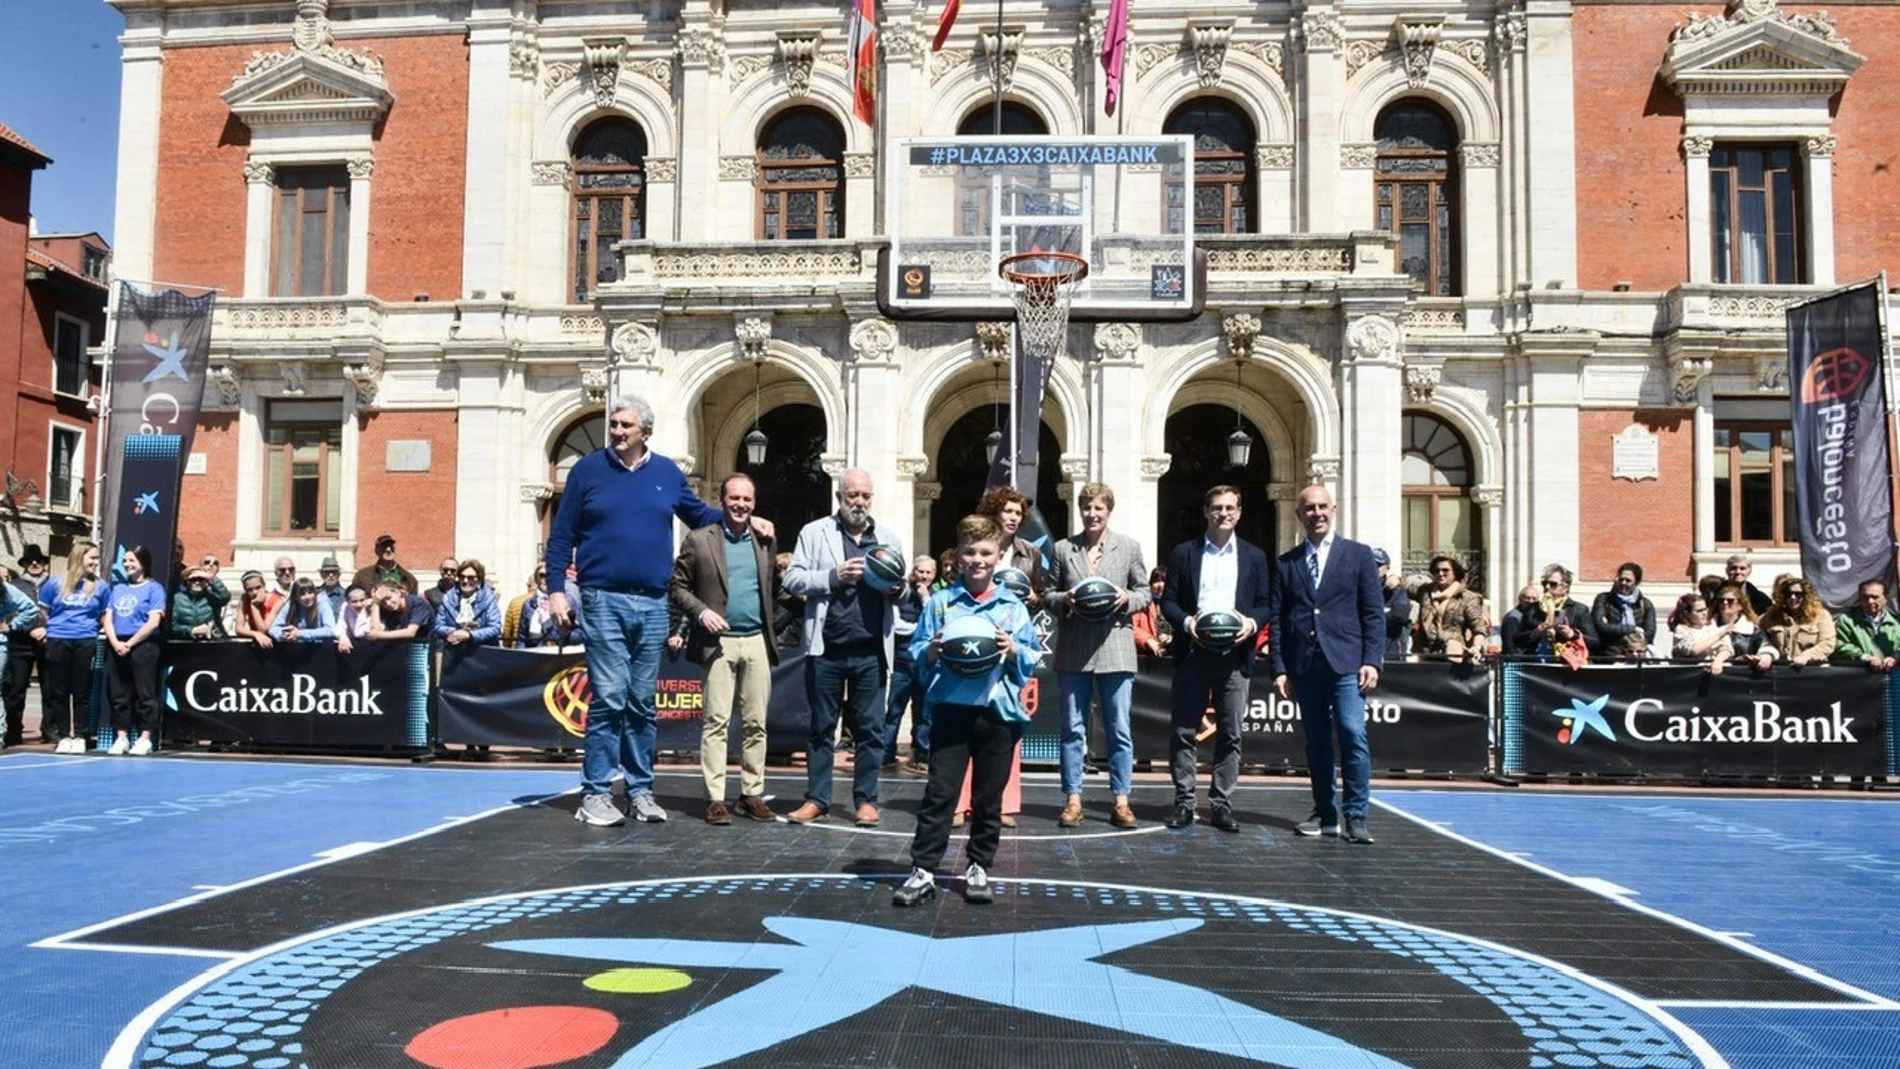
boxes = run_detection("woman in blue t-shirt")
[103,545,167,756]
[38,543,108,753]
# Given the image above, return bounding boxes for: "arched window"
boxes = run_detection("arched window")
[1163,98,1256,235]
[1158,403,1271,551]
[733,403,833,541]
[954,103,1049,237]
[1375,101,1459,297]
[756,108,845,241]
[1401,413,1482,588]
[542,414,606,546]
[930,405,1068,554]
[570,118,647,303]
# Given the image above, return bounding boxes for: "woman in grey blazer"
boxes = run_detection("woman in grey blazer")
[1045,482,1148,829]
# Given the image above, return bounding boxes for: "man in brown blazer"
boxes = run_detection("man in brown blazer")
[669,473,779,825]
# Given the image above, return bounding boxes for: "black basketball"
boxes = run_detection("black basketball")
[994,567,1032,601]
[939,615,1004,676]
[862,545,908,592]
[1193,608,1247,651]
[1071,577,1120,620]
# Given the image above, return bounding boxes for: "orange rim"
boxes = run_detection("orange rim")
[997,250,1090,287]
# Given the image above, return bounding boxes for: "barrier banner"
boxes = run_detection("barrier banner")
[162,640,430,750]
[1126,658,1491,772]
[1501,663,1892,777]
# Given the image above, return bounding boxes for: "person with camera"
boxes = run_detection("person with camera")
[169,564,231,641]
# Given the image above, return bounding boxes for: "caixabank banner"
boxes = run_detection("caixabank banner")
[162,640,430,751]
[1501,664,1894,777]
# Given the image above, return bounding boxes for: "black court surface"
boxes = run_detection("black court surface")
[7,755,1898,1069]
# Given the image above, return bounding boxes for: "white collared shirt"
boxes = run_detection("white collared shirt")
[1306,532,1336,586]
[1198,535,1239,612]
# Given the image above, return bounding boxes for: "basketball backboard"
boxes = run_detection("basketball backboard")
[880,134,1205,323]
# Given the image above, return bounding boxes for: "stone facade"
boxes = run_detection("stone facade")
[108,0,1900,605]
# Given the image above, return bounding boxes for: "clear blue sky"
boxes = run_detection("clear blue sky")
[1,1,125,241]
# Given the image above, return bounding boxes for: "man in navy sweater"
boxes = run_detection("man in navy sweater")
[548,396,772,828]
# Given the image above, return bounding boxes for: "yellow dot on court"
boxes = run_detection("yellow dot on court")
[584,968,692,994]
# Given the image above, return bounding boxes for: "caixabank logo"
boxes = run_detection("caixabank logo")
[115,876,1717,1069]
[1548,694,1862,745]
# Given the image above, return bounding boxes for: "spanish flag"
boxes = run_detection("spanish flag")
[932,0,960,52]
[848,0,878,126]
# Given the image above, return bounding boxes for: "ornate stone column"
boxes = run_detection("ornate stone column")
[847,317,905,536]
[675,16,727,241]
[242,160,275,295]
[461,4,516,297]
[1294,7,1346,231]
[345,157,373,295]
[1337,312,1404,555]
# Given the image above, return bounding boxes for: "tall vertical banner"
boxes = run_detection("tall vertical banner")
[104,282,216,589]
[1786,282,1895,612]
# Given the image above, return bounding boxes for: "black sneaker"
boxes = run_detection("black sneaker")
[1295,811,1339,837]
[892,868,937,907]
[1164,803,1197,830]
[1344,816,1374,845]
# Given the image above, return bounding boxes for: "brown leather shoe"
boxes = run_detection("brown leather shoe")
[706,801,733,826]
[737,796,776,822]
[951,810,966,828]
[1110,801,1139,829]
[855,803,881,827]
[1000,814,1018,828]
[785,801,826,823]
[1057,796,1084,828]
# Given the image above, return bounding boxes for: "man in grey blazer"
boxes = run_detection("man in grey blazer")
[782,469,907,826]
[1045,482,1148,829]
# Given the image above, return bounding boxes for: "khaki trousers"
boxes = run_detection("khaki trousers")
[701,632,771,801]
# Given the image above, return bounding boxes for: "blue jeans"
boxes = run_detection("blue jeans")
[884,655,927,758]
[1293,668,1372,820]
[1058,671,1133,796]
[578,589,668,799]
[804,650,886,811]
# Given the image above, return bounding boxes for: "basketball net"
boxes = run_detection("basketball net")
[1000,251,1089,363]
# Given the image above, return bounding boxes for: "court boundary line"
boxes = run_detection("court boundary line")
[1375,795,1900,1010]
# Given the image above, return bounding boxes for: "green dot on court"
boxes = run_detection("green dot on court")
[584,967,693,994]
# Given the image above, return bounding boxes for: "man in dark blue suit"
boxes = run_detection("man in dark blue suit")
[1269,484,1384,845]
[1158,485,1272,833]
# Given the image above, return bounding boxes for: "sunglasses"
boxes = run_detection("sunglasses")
[1718,597,1739,604]
[458,573,481,582]
[276,566,295,574]
[1541,579,1564,588]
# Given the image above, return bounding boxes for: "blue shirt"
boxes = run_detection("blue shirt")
[545,447,721,597]
[40,577,109,640]
[910,581,1041,724]
[107,580,166,639]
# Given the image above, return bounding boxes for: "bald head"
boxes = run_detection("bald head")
[1295,484,1335,543]
[838,469,874,532]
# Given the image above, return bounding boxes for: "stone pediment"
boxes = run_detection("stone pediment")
[224,47,393,128]
[1663,1,1863,99]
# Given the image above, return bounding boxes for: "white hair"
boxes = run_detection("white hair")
[608,395,655,433]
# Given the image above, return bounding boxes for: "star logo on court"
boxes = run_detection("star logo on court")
[140,331,191,384]
[494,917,1418,1069]
[1553,694,1614,744]
[133,490,161,515]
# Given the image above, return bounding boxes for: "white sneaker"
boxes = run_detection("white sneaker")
[54,738,75,754]
[106,734,129,756]
[129,736,154,756]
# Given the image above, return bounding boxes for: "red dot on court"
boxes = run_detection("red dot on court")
[405,1005,618,1069]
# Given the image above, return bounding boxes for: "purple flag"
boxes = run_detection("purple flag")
[1100,0,1129,116]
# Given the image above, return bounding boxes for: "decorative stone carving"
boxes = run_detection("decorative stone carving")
[884,24,926,64]
[819,454,849,478]
[625,57,673,92]
[561,313,604,335]
[580,365,610,403]
[1681,135,1714,158]
[1397,18,1443,88]
[1341,39,1383,79]
[1445,38,1490,73]
[1495,13,1528,55]
[1266,482,1298,502]
[1307,456,1342,482]
[727,54,772,83]
[676,26,727,73]
[581,37,625,108]
[1346,315,1402,365]
[1092,322,1141,363]
[1668,351,1714,404]
[735,316,773,362]
[975,321,1012,364]
[1255,144,1295,169]
[928,49,971,86]
[1405,362,1442,404]
[1665,0,1863,100]
[896,454,931,478]
[519,483,554,503]
[1340,143,1379,169]
[1459,143,1500,168]
[1059,454,1091,481]
[541,62,578,97]
[1234,40,1285,82]
[1756,352,1788,392]
[1133,42,1179,79]
[280,362,307,396]
[1189,22,1233,87]
[719,155,758,181]
[226,0,389,127]
[345,157,373,180]
[1676,0,1848,47]
[980,28,1022,91]
[645,157,677,182]
[1298,12,1345,53]
[1140,454,1173,479]
[292,0,330,52]
[849,317,899,364]
[209,365,241,408]
[843,152,877,178]
[342,354,383,406]
[777,32,819,96]
[1469,485,1504,508]
[915,481,942,502]
[1221,313,1261,362]
[530,161,569,186]
[243,160,275,184]
[508,40,539,78]
[610,321,659,366]
[1803,134,1837,159]
[1023,45,1075,79]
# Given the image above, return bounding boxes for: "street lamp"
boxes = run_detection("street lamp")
[984,361,1004,466]
[744,360,768,466]
[1225,360,1252,468]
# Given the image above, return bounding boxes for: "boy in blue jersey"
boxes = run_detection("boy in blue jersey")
[894,514,1042,907]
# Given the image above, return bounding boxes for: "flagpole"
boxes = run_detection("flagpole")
[990,0,1004,132]
[1879,270,1899,570]
[89,278,121,545]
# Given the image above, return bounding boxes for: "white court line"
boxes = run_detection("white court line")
[792,818,1168,842]
[0,756,104,771]
[31,789,575,956]
[1376,796,1900,1009]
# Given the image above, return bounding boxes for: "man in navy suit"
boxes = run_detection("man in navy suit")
[1270,485,1385,844]
[1158,485,1272,833]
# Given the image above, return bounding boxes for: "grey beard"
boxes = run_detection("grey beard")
[844,506,870,530]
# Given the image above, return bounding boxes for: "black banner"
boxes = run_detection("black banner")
[1501,663,1892,777]
[1787,282,1895,612]
[104,283,216,589]
[161,640,431,750]
[1126,658,1492,772]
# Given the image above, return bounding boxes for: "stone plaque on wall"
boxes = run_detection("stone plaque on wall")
[1611,424,1659,482]
[386,440,432,473]
[185,453,207,476]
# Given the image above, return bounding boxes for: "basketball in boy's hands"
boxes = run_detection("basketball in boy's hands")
[939,615,1004,675]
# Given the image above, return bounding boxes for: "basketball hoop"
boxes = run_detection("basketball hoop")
[998,250,1089,361]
